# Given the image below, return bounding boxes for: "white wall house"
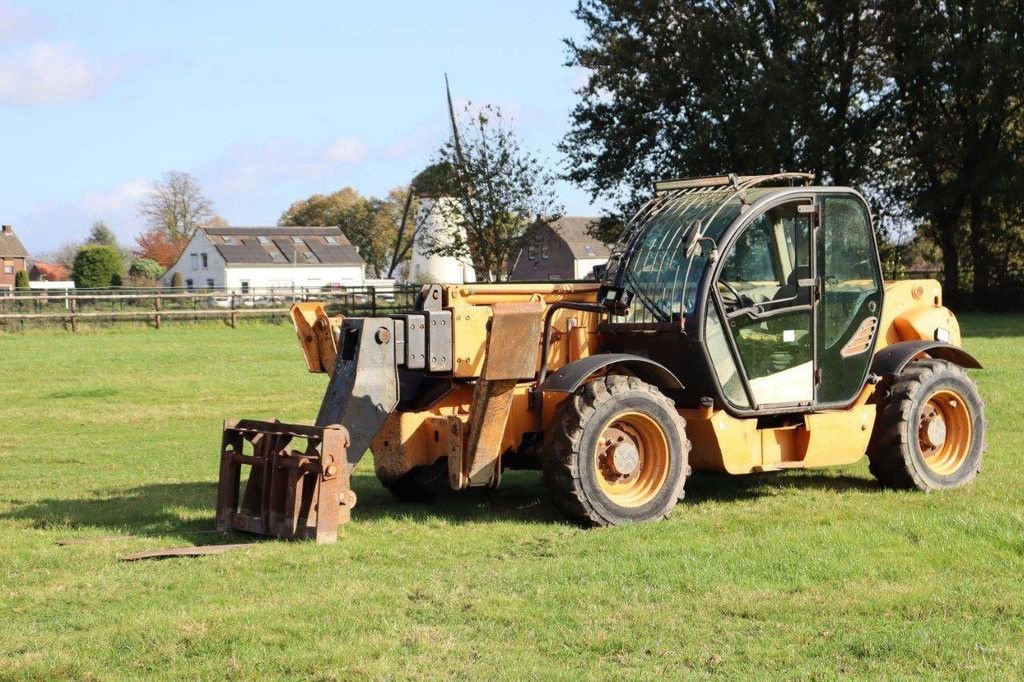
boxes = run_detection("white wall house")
[162,226,366,292]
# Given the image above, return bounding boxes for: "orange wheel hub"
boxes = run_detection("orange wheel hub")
[918,389,972,476]
[594,411,670,508]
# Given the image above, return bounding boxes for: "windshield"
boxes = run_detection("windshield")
[614,191,743,323]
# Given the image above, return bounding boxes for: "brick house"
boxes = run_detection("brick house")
[509,217,610,281]
[0,225,28,292]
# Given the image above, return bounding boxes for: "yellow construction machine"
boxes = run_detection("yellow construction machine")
[215,173,985,541]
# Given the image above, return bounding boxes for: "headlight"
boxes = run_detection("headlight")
[935,327,951,343]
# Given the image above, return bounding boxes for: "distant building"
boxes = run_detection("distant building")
[509,217,610,281]
[407,197,476,285]
[0,225,28,292]
[29,262,71,282]
[161,226,366,292]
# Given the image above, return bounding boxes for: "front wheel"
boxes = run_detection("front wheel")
[867,359,986,491]
[542,375,690,526]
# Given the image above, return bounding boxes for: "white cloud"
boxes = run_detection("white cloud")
[0,1,45,41]
[79,179,151,214]
[204,136,368,195]
[0,41,117,105]
[325,136,366,163]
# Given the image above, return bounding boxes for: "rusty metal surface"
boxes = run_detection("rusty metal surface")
[463,378,517,487]
[482,301,545,380]
[119,544,255,561]
[291,303,339,374]
[216,419,351,543]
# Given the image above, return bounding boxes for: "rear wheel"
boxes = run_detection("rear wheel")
[542,375,689,526]
[867,359,985,490]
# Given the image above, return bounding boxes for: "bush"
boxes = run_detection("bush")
[170,271,184,288]
[72,245,124,288]
[129,258,164,281]
[14,269,29,289]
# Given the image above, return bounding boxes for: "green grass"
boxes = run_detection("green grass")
[1,316,1022,679]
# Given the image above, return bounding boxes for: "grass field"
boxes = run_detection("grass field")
[2,315,1023,678]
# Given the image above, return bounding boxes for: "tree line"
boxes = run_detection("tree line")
[563,0,1024,308]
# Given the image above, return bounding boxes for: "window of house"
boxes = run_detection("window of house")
[258,236,270,244]
[291,236,304,244]
[190,253,198,269]
[528,244,538,260]
[304,252,317,262]
[206,278,215,288]
[185,278,194,289]
[325,236,338,244]
[270,251,285,262]
[240,280,250,293]
[541,242,549,259]
[223,236,235,245]
[201,253,208,268]
[3,265,12,274]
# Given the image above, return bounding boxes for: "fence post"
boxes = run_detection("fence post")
[70,297,78,333]
[230,293,237,329]
[369,286,376,316]
[155,295,162,329]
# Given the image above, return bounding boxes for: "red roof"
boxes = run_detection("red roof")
[30,262,71,281]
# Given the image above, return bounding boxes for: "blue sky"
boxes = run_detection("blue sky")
[0,1,601,254]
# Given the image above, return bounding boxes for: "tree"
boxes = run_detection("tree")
[882,0,1024,306]
[72,245,124,288]
[134,227,187,268]
[138,171,215,242]
[170,271,184,288]
[279,186,416,278]
[426,103,561,281]
[35,241,82,269]
[563,1,890,212]
[14,269,29,289]
[86,220,118,246]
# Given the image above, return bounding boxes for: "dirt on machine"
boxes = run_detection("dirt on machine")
[214,173,986,543]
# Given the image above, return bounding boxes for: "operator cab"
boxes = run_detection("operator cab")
[601,173,884,416]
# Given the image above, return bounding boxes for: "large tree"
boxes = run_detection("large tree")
[426,103,561,281]
[138,171,215,242]
[279,186,416,278]
[133,227,186,268]
[86,220,118,246]
[563,1,890,214]
[882,0,1024,306]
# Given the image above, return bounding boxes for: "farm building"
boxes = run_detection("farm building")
[29,262,71,282]
[508,216,610,281]
[0,225,28,292]
[162,226,366,292]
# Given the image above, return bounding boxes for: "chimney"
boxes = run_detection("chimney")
[1,225,11,235]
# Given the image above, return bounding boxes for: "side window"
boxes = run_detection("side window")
[718,203,811,313]
[818,196,883,403]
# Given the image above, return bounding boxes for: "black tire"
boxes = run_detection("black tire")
[542,375,690,526]
[867,358,986,491]
[377,458,450,502]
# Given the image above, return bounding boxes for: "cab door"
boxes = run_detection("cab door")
[706,199,817,410]
[815,195,884,404]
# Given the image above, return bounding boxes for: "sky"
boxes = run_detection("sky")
[0,0,602,255]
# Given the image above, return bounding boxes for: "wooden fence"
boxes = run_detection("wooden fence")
[0,286,421,332]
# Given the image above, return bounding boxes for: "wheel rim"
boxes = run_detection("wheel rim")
[918,389,973,476]
[593,411,670,507]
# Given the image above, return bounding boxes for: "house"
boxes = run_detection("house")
[161,226,366,292]
[509,216,610,281]
[29,262,71,282]
[0,225,28,292]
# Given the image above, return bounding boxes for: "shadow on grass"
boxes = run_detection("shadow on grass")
[2,468,880,541]
[685,469,878,503]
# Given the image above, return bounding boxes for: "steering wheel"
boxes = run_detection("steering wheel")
[718,280,752,311]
